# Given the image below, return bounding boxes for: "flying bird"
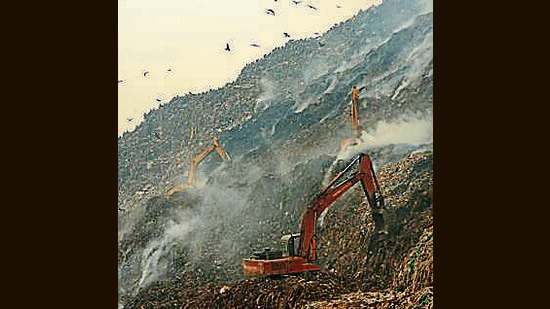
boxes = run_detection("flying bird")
[250,43,261,48]
[336,5,342,8]
[143,71,149,77]
[224,43,231,52]
[306,4,318,10]
[156,98,161,103]
[127,118,133,122]
[292,1,302,4]
[167,68,172,72]
[283,32,290,38]
[266,9,275,15]
[118,80,124,83]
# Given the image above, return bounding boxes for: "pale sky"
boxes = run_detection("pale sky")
[118,0,382,136]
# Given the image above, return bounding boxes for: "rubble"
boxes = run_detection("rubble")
[392,226,433,294]
[305,287,433,309]
[118,0,433,307]
[123,151,433,309]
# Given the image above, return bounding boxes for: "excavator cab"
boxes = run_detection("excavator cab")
[250,247,283,260]
[280,233,301,257]
[249,233,300,260]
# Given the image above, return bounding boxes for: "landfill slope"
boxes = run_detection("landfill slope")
[118,0,433,308]
[127,151,433,309]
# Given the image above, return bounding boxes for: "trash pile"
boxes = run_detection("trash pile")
[304,286,433,309]
[392,225,433,294]
[117,0,433,215]
[125,151,433,309]
[118,1,433,306]
[317,151,433,291]
[182,273,350,309]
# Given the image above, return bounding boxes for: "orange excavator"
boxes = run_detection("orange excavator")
[165,137,229,197]
[340,85,363,150]
[242,152,386,277]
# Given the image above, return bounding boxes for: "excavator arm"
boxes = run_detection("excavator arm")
[165,137,229,197]
[351,95,361,138]
[340,86,363,150]
[187,144,214,186]
[298,153,385,263]
[351,86,362,138]
[213,138,229,162]
[187,137,228,186]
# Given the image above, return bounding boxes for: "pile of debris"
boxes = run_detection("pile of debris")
[392,225,433,294]
[119,2,433,305]
[317,151,433,291]
[305,287,433,309]
[123,150,433,309]
[183,272,350,309]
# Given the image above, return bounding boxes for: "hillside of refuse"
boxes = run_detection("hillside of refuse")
[118,0,433,308]
[126,151,433,308]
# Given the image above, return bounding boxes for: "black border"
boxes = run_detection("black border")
[6,2,118,307]
[433,1,542,307]
[7,0,540,308]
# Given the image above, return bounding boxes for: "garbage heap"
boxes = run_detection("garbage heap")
[127,150,433,309]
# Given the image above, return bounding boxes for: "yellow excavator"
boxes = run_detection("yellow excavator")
[165,137,229,197]
[340,85,363,149]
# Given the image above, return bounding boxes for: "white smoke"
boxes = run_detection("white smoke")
[303,57,331,85]
[256,77,278,111]
[337,113,433,161]
[391,31,433,100]
[323,75,338,95]
[119,1,436,300]
[294,96,320,113]
[137,211,198,290]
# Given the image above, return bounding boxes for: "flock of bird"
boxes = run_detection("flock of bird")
[120,1,344,122]
[223,1,335,53]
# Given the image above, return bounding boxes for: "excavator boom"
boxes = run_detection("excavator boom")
[188,138,228,186]
[351,93,361,138]
[341,86,363,149]
[165,137,228,197]
[298,153,384,263]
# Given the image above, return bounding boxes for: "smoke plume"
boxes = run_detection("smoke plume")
[337,113,433,161]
